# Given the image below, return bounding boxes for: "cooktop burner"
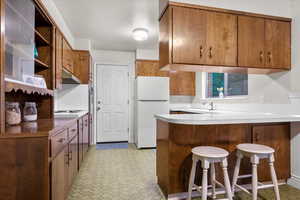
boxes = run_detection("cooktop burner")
[55,110,84,114]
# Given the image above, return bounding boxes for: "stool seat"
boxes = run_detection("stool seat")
[237,143,275,154]
[192,146,229,158]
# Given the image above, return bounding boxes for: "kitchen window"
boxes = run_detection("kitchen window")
[205,73,248,98]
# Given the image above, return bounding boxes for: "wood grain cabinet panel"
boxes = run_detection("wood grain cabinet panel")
[55,29,63,89]
[206,12,237,66]
[52,146,68,200]
[62,39,74,73]
[172,7,237,66]
[68,135,79,189]
[170,71,195,96]
[136,60,169,77]
[238,16,266,68]
[83,114,89,157]
[159,4,291,73]
[265,20,291,69]
[252,124,290,181]
[73,50,91,84]
[172,7,207,64]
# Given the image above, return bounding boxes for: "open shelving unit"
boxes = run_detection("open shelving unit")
[1,0,55,131]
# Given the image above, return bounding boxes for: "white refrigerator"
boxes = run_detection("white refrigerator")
[135,77,170,148]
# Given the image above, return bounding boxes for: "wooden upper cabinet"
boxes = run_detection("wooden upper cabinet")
[55,29,63,89]
[136,60,169,77]
[62,39,74,73]
[238,16,265,68]
[172,7,237,66]
[159,3,292,73]
[265,20,291,69]
[73,50,91,84]
[205,12,237,66]
[172,7,207,64]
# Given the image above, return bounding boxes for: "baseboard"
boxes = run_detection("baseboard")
[287,175,300,189]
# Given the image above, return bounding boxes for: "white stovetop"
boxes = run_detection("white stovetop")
[155,107,300,125]
[54,110,89,119]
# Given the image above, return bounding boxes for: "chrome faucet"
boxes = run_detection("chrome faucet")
[208,102,215,111]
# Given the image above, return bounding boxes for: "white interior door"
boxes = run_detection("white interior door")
[96,65,129,143]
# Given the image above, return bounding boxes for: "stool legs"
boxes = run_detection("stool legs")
[201,160,210,200]
[188,156,198,200]
[251,155,259,200]
[221,159,233,200]
[269,154,280,200]
[210,163,216,199]
[232,152,243,195]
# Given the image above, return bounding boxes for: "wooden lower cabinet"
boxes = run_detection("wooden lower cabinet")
[83,115,89,156]
[156,120,291,197]
[252,124,290,181]
[52,145,68,200]
[68,135,79,189]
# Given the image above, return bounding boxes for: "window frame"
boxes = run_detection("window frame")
[203,72,249,99]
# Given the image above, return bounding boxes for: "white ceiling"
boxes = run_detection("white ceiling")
[52,0,159,51]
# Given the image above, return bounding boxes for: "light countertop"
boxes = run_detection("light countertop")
[155,108,300,125]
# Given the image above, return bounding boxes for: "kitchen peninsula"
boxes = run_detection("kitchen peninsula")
[155,110,300,199]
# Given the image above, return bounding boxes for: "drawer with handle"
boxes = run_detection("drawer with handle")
[51,129,68,157]
[68,123,78,140]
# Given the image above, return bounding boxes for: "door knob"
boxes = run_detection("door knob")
[97,107,101,111]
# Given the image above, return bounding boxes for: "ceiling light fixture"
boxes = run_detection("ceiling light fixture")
[132,28,149,41]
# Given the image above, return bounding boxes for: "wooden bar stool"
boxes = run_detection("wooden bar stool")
[187,146,233,200]
[232,143,280,200]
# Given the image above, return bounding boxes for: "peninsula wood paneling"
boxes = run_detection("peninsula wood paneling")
[156,121,291,197]
[252,124,290,181]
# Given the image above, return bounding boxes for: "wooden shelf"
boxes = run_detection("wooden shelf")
[5,79,53,96]
[35,30,50,46]
[35,58,49,72]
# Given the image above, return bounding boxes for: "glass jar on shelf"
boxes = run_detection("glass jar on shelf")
[23,102,37,122]
[6,102,21,125]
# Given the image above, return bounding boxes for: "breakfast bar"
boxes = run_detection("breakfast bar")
[155,111,300,199]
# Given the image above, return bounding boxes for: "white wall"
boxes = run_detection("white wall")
[171,0,292,18]
[136,49,159,60]
[41,0,75,47]
[92,50,136,143]
[74,38,93,51]
[54,84,89,111]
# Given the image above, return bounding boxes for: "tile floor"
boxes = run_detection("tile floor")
[68,145,300,200]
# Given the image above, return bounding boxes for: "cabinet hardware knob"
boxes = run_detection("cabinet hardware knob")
[209,47,213,59]
[268,52,272,63]
[69,150,73,161]
[260,51,264,63]
[57,138,65,143]
[200,46,204,58]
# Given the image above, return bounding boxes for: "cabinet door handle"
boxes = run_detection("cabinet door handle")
[259,51,264,63]
[69,150,73,161]
[71,129,77,132]
[267,52,272,63]
[57,138,65,143]
[200,46,204,58]
[209,47,213,59]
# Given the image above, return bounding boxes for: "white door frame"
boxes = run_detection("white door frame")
[94,63,130,143]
